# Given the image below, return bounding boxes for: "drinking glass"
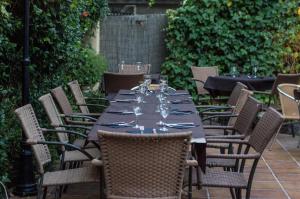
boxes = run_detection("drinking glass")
[159,105,169,132]
[136,62,142,72]
[133,105,142,129]
[160,75,168,84]
[231,66,237,77]
[119,60,125,71]
[252,66,258,78]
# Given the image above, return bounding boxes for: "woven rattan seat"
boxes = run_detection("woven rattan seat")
[73,139,95,148]
[64,148,100,162]
[43,166,100,186]
[206,158,235,168]
[202,170,247,188]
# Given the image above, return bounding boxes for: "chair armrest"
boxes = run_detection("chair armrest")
[202,114,238,122]
[206,139,249,144]
[76,103,107,109]
[53,124,92,131]
[201,111,232,116]
[206,134,245,140]
[60,114,98,122]
[41,128,87,138]
[91,158,103,167]
[207,153,261,160]
[26,139,94,160]
[203,125,234,130]
[253,90,271,95]
[186,159,198,166]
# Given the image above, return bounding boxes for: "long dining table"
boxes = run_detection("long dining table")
[88,89,207,171]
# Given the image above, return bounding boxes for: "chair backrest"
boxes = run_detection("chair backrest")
[233,96,262,136]
[39,93,69,143]
[227,82,248,106]
[227,89,253,126]
[98,131,191,199]
[15,104,51,174]
[103,72,144,95]
[249,107,283,153]
[277,83,300,120]
[271,73,300,95]
[191,66,218,95]
[50,86,74,115]
[119,64,151,74]
[67,80,89,114]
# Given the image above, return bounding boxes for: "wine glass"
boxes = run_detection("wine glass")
[133,105,142,129]
[119,60,125,71]
[136,62,142,72]
[159,105,169,132]
[252,66,258,78]
[231,66,237,77]
[160,75,168,84]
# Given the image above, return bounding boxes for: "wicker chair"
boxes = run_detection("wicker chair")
[202,89,253,127]
[197,82,248,116]
[201,107,283,199]
[276,83,300,148]
[103,72,144,95]
[97,131,192,199]
[15,104,102,199]
[255,73,300,106]
[119,63,151,74]
[191,66,219,95]
[51,86,98,126]
[0,182,8,199]
[67,80,107,114]
[204,96,262,169]
[39,93,98,150]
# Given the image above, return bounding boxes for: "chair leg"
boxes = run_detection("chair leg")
[100,167,105,199]
[291,123,295,137]
[188,166,193,199]
[229,188,236,199]
[235,188,241,199]
[42,187,47,199]
[246,187,252,199]
[196,166,201,190]
[268,124,282,150]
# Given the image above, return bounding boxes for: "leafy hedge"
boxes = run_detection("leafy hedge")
[0,0,108,183]
[162,0,300,95]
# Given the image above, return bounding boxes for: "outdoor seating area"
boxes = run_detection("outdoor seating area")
[2,1,300,199]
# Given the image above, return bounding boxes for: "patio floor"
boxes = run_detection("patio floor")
[10,133,300,199]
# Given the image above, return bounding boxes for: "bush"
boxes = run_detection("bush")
[162,0,300,96]
[0,0,108,183]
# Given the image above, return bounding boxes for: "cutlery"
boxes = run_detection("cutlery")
[110,99,136,103]
[106,110,134,115]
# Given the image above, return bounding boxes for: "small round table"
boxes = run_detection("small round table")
[204,75,275,97]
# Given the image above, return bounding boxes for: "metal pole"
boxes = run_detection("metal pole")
[14,0,37,196]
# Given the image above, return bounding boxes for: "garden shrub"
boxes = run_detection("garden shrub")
[162,0,300,96]
[0,0,108,183]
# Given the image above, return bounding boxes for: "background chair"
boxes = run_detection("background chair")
[67,80,107,114]
[15,104,101,199]
[51,86,98,126]
[202,107,283,199]
[103,72,144,95]
[277,83,300,148]
[119,63,151,74]
[98,131,191,199]
[191,66,218,95]
[39,93,99,150]
[255,73,300,106]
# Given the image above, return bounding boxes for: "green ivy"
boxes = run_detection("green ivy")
[162,0,300,96]
[0,0,108,183]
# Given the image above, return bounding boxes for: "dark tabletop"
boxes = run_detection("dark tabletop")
[204,75,275,96]
[88,89,206,170]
